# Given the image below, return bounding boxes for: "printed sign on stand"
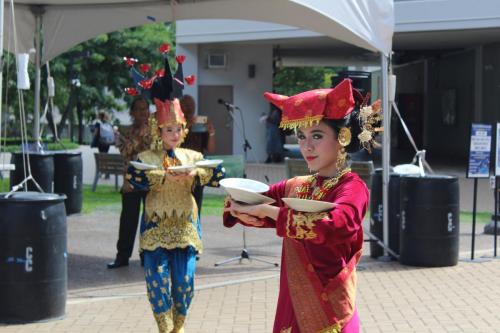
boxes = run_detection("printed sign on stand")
[467,123,492,178]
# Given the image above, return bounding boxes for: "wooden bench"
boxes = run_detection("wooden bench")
[284,157,374,189]
[92,153,124,191]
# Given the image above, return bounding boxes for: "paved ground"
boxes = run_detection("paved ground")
[1,205,499,333]
[1,146,500,332]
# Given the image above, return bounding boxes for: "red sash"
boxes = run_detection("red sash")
[284,178,360,333]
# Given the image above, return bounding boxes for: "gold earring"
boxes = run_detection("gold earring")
[336,127,351,170]
[336,147,347,170]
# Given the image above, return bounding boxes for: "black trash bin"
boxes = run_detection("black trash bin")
[10,152,54,193]
[0,192,67,323]
[399,175,459,267]
[54,151,83,214]
[369,169,401,258]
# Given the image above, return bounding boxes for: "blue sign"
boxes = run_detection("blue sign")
[467,123,492,178]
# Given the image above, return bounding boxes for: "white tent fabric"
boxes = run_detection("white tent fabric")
[5,0,393,62]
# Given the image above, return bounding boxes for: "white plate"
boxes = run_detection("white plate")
[167,165,195,173]
[130,161,158,170]
[282,198,335,213]
[219,178,273,205]
[195,159,223,168]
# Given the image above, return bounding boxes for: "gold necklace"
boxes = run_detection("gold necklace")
[295,168,351,200]
[162,151,180,170]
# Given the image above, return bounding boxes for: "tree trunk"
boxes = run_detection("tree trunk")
[57,86,77,138]
[77,99,84,144]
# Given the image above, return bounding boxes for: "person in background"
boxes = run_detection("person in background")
[107,96,151,269]
[223,79,382,333]
[265,105,284,163]
[91,111,115,153]
[180,94,216,217]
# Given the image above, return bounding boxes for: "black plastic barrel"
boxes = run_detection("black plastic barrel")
[0,192,67,323]
[54,151,83,215]
[399,175,459,267]
[369,169,401,258]
[10,152,54,193]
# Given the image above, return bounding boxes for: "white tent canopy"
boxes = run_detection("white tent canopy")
[5,0,393,62]
[2,0,395,256]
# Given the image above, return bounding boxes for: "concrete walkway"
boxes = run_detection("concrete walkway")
[1,146,500,332]
[1,206,499,333]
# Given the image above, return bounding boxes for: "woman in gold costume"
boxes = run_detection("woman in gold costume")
[126,45,225,333]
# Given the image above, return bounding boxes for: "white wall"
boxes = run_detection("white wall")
[181,43,273,162]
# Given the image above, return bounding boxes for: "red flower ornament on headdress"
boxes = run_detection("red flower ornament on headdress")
[159,43,170,54]
[184,75,196,86]
[123,57,138,67]
[139,63,151,73]
[176,55,186,64]
[124,87,139,96]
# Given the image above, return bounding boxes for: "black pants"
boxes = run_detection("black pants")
[115,190,147,260]
[192,185,204,216]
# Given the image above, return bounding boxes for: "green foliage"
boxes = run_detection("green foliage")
[1,22,175,138]
[273,67,342,96]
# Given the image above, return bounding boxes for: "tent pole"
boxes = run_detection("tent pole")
[0,0,4,142]
[32,6,44,151]
[380,53,391,257]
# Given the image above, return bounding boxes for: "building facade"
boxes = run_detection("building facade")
[177,0,500,162]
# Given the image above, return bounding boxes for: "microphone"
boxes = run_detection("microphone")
[217,98,237,109]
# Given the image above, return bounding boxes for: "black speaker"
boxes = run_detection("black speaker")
[248,64,256,78]
[331,71,371,96]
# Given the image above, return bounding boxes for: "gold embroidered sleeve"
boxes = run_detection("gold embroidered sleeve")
[197,167,214,186]
[145,169,166,191]
[285,211,329,240]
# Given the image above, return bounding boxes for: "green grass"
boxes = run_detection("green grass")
[201,194,226,216]
[1,178,494,223]
[0,178,8,192]
[0,178,226,215]
[1,139,79,153]
[459,211,492,224]
[82,184,121,214]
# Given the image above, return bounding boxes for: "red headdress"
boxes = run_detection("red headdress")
[263,79,355,130]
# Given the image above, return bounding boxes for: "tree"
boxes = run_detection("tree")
[272,66,342,96]
[2,22,175,141]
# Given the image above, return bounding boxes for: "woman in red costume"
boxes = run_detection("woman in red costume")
[223,79,382,333]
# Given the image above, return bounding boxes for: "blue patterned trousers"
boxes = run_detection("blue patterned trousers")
[144,247,196,333]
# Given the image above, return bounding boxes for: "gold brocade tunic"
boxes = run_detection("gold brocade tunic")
[135,148,216,253]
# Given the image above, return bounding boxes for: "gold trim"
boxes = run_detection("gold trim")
[279,115,324,130]
[153,308,174,333]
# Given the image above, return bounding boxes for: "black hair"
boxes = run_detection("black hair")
[323,108,363,154]
[130,96,149,113]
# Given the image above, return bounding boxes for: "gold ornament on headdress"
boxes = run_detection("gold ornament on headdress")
[149,116,163,151]
[357,100,383,153]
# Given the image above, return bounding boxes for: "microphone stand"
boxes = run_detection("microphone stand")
[215,103,279,267]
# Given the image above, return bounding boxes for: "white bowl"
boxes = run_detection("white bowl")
[219,178,273,204]
[195,159,223,168]
[282,198,335,213]
[130,161,157,170]
[167,165,195,173]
